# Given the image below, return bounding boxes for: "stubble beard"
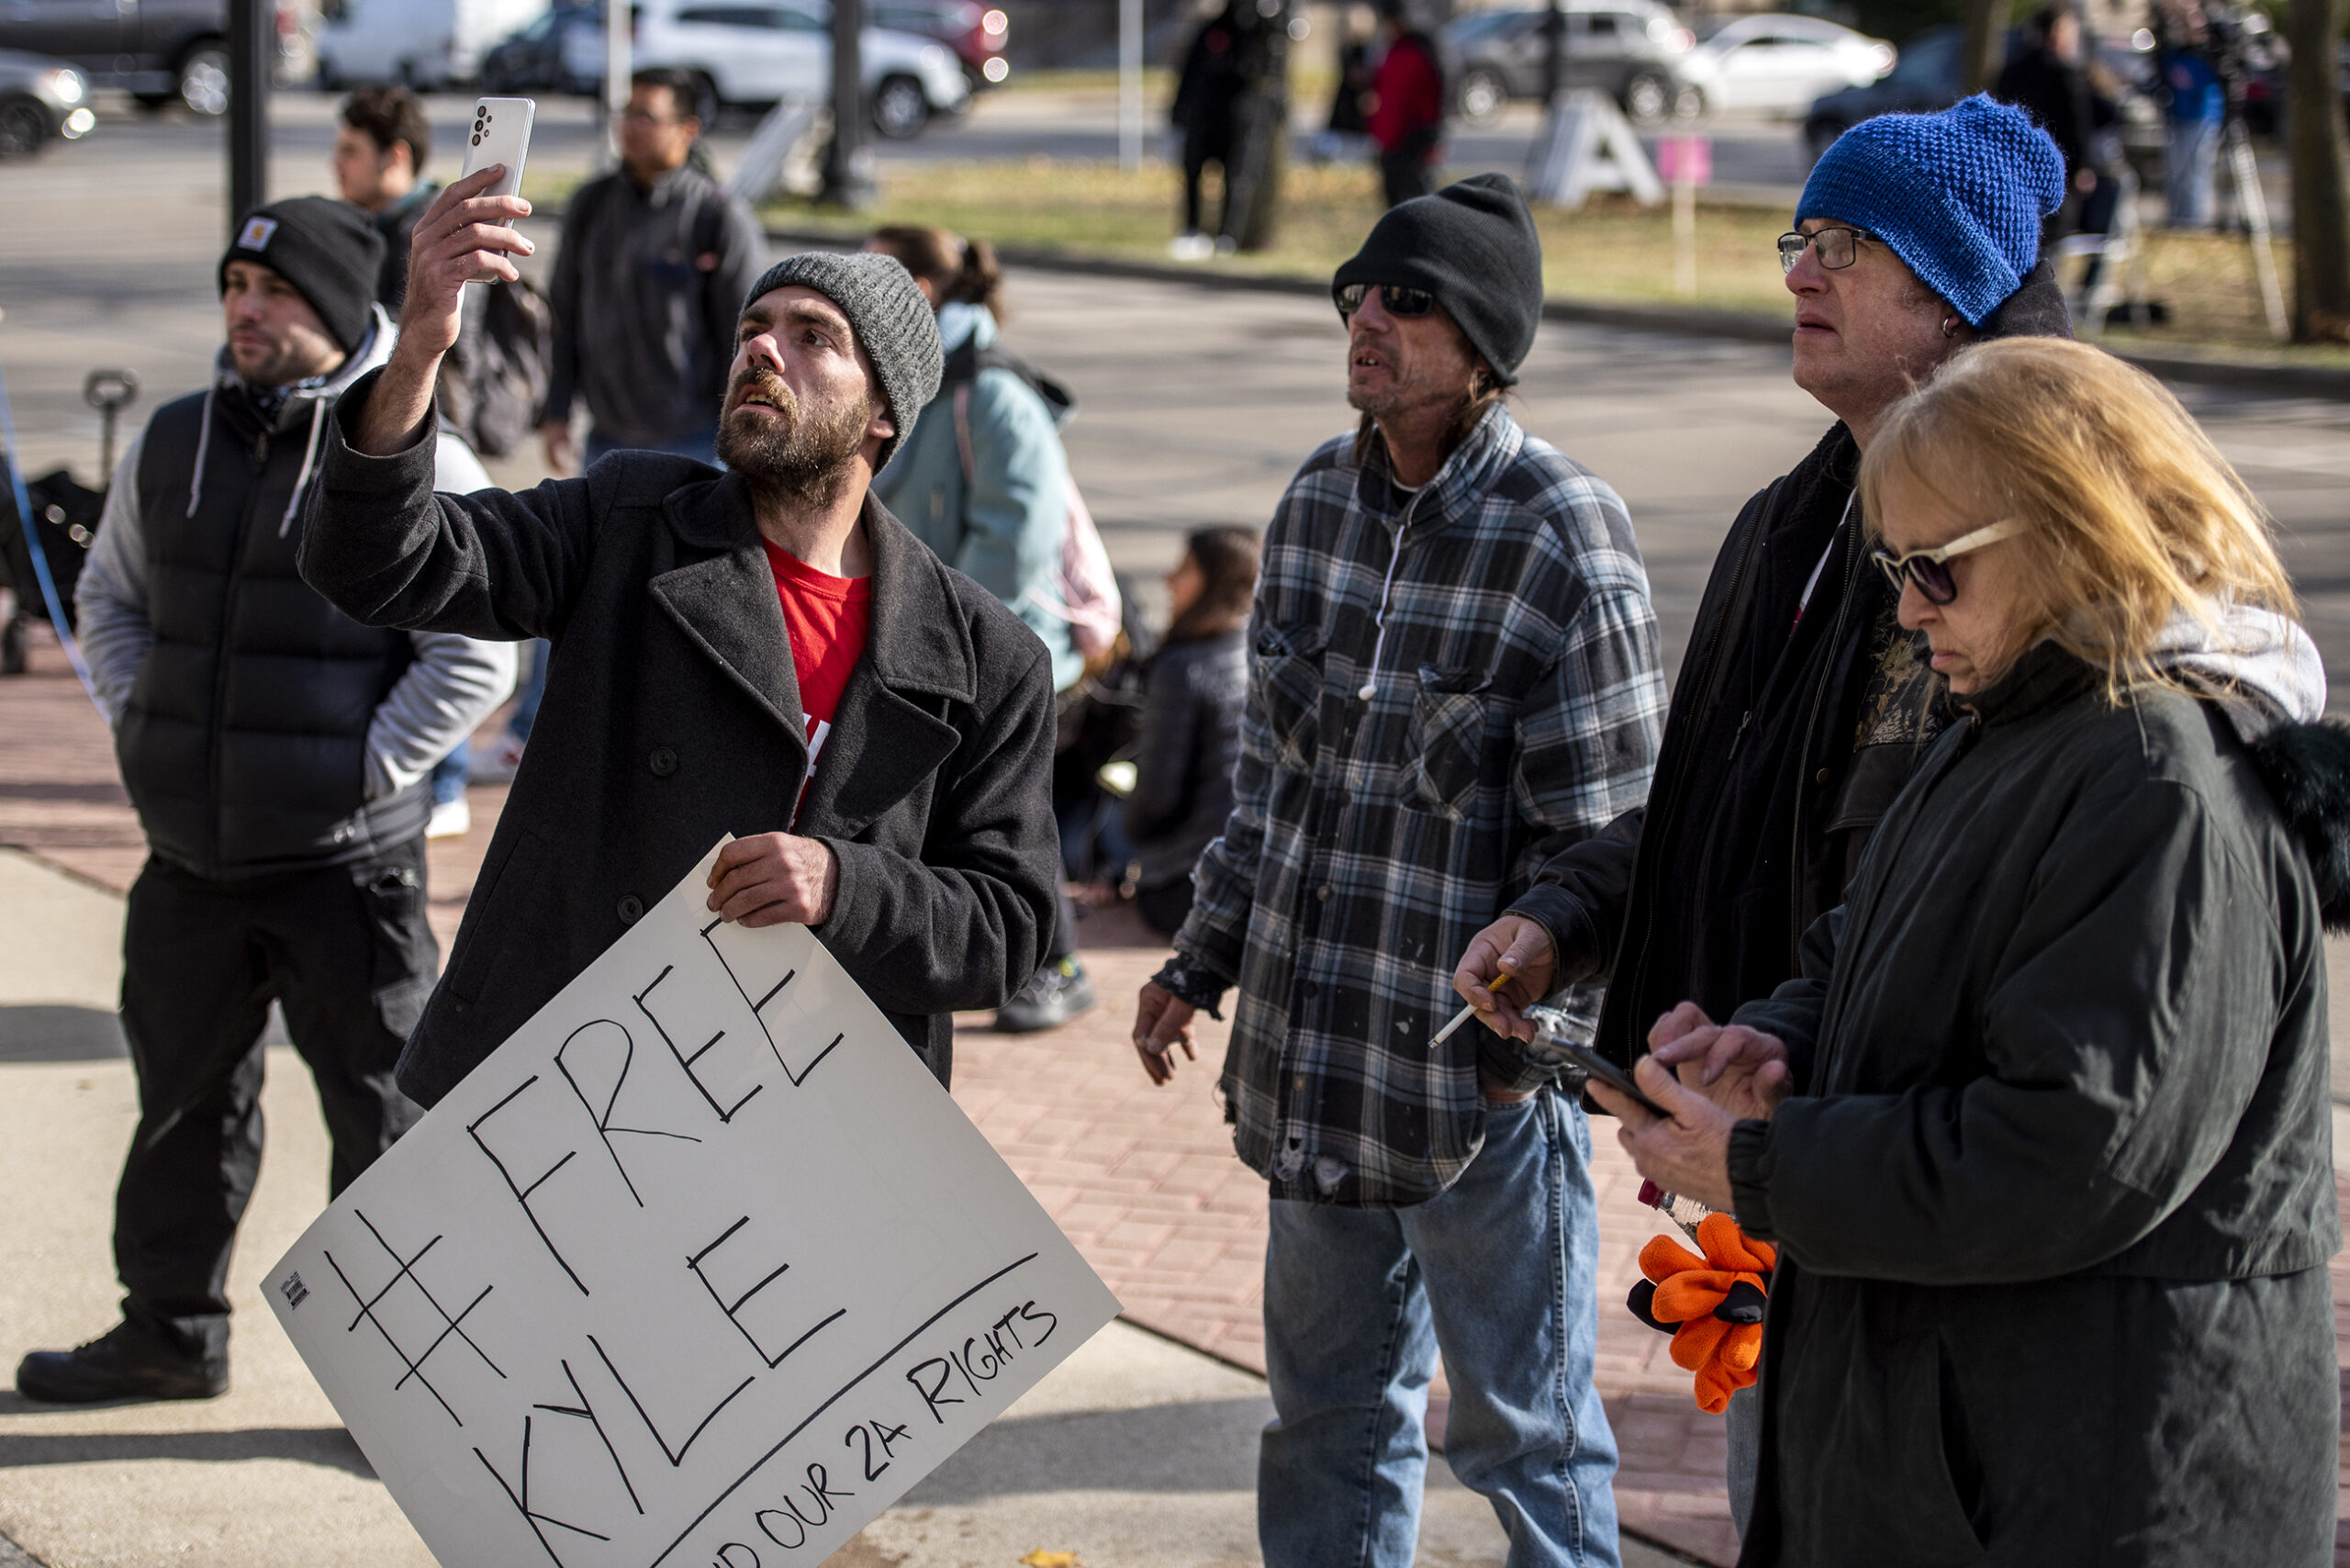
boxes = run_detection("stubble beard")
[715,368,874,511]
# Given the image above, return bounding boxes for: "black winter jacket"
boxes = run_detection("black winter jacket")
[1727,643,2344,1566]
[1123,628,1246,893]
[299,371,1061,1107]
[543,164,767,450]
[118,382,425,878]
[1510,264,2074,1068]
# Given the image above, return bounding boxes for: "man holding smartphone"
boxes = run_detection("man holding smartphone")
[295,169,1061,1117]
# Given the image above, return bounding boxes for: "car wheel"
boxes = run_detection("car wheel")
[0,96,48,160]
[870,73,929,140]
[1804,117,1846,162]
[1622,71,1672,127]
[1670,83,1706,121]
[1457,66,1509,125]
[179,41,231,116]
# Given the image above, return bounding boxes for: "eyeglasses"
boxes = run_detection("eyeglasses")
[1334,282,1437,321]
[1776,225,1879,274]
[615,106,688,127]
[1870,518,2028,604]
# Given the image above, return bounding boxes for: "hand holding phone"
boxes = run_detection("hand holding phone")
[459,96,536,207]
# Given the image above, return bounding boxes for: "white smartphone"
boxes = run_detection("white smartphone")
[459,95,535,200]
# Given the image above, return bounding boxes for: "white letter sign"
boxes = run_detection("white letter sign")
[265,840,1121,1567]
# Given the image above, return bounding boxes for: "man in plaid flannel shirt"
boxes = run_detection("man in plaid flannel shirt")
[1132,174,1666,1567]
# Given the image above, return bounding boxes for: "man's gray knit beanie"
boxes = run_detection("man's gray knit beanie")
[742,251,944,472]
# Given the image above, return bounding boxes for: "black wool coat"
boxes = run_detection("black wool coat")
[1727,644,2343,1566]
[299,369,1061,1107]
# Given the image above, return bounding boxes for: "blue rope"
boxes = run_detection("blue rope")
[0,353,100,704]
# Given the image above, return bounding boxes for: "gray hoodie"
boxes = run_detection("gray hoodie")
[74,306,516,801]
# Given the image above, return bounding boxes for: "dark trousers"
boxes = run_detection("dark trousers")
[1183,135,1230,234]
[1380,148,1437,207]
[116,843,431,1359]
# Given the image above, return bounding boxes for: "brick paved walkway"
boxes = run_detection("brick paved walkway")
[6,627,2347,1566]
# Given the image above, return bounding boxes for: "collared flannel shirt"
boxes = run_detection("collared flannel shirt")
[1169,405,1668,1209]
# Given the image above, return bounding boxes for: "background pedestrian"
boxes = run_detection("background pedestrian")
[1169,1,1248,257]
[539,66,767,476]
[2156,0,2224,229]
[865,223,1101,1033]
[1366,0,1446,207]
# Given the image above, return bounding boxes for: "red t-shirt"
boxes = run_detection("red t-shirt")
[762,539,872,826]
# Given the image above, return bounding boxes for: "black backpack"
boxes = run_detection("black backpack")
[440,277,555,460]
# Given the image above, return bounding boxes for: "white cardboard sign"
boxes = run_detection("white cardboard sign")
[265,840,1121,1568]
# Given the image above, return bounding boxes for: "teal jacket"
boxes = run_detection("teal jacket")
[873,303,1081,692]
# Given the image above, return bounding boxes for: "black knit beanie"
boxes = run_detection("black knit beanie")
[219,196,385,355]
[1333,173,1543,385]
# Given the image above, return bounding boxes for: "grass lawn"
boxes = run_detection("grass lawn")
[755,157,2350,364]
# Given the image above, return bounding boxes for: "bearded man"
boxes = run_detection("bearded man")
[299,170,1062,1107]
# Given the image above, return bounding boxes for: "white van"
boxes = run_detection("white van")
[316,0,551,88]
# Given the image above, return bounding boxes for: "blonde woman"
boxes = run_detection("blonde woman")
[1592,337,2343,1565]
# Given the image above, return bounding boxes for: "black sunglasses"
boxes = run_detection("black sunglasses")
[1869,519,2026,604]
[1334,282,1437,320]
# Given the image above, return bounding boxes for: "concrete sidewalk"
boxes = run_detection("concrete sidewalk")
[0,839,1688,1568]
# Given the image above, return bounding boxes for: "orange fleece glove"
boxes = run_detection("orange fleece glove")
[1626,1212,1776,1415]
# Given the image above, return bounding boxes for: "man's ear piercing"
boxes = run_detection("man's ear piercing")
[1942,317,1962,340]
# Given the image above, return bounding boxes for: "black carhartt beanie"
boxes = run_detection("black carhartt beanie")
[219,196,385,355]
[1334,173,1543,385]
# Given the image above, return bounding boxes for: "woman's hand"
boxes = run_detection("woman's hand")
[1648,1002,1792,1122]
[1587,1057,1742,1214]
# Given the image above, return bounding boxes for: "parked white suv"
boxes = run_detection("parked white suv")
[632,0,968,137]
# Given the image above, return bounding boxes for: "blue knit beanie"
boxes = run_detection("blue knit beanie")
[1796,94,2065,327]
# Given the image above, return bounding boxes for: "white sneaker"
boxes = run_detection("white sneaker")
[1168,231,1214,262]
[426,799,472,839]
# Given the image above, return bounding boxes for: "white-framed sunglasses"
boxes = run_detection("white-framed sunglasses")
[1869,518,2028,604]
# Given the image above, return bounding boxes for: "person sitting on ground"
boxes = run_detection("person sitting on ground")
[864,223,1099,1034]
[1596,335,2341,1566]
[297,171,1063,1112]
[1124,526,1257,938]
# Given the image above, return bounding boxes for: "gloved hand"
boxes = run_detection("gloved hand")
[1626,1211,1775,1414]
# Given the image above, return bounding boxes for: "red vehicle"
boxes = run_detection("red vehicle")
[870,0,1006,85]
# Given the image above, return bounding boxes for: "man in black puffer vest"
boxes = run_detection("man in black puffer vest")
[19,197,514,1405]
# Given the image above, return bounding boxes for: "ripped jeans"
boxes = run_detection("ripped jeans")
[1259,1090,1621,1568]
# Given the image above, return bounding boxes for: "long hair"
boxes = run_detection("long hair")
[1860,336,2298,701]
[867,225,1007,319]
[1167,526,1261,644]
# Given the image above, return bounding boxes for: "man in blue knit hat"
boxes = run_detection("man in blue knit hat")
[1450,95,2065,1540]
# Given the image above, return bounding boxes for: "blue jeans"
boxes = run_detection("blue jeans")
[429,739,470,807]
[1260,1090,1620,1568]
[2165,117,2221,229]
[583,422,720,468]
